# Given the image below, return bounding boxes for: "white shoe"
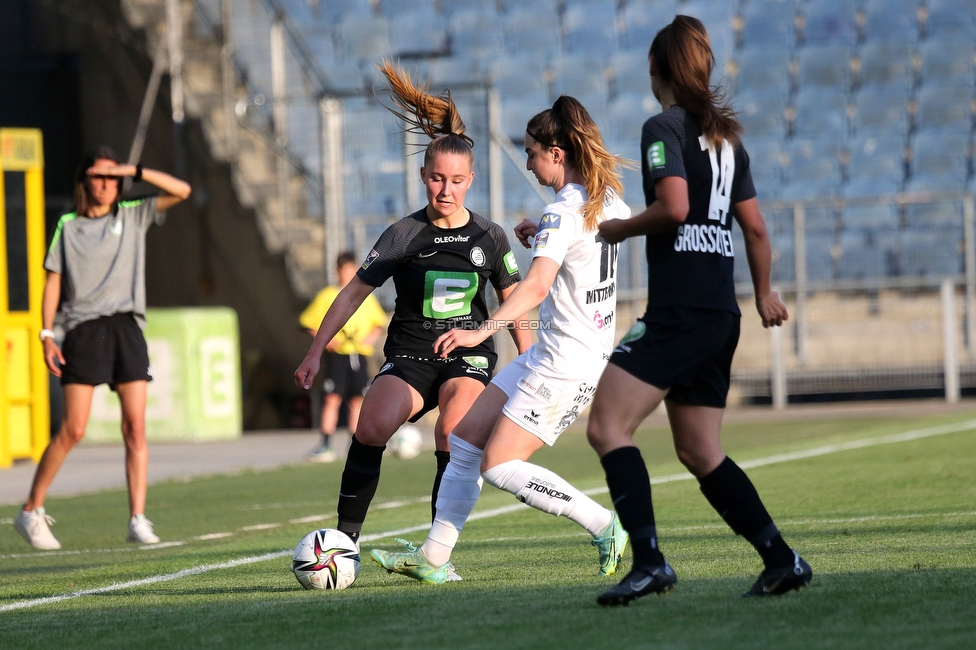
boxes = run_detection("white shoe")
[307,444,337,463]
[445,563,463,582]
[14,507,61,550]
[127,514,161,544]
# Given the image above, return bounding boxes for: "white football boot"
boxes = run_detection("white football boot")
[14,507,61,550]
[127,514,161,544]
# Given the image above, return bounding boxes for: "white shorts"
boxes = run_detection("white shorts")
[492,351,603,446]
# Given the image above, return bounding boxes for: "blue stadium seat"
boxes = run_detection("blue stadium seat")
[744,137,785,198]
[842,204,899,230]
[837,230,889,280]
[448,8,504,59]
[792,87,848,140]
[379,0,436,17]
[503,7,561,55]
[862,0,920,42]
[904,201,963,228]
[551,54,609,103]
[563,2,618,58]
[303,26,336,63]
[740,0,796,48]
[919,40,974,87]
[734,89,788,140]
[491,55,549,105]
[425,56,488,86]
[337,14,392,62]
[498,0,559,12]
[619,1,677,51]
[925,0,976,42]
[500,97,544,142]
[796,45,852,89]
[845,135,906,197]
[906,132,971,192]
[610,51,651,98]
[899,228,962,278]
[782,138,844,201]
[804,232,837,281]
[680,0,735,61]
[317,0,372,23]
[324,60,364,93]
[730,45,792,97]
[915,84,974,135]
[800,0,858,46]
[390,9,448,57]
[851,88,910,137]
[856,42,915,94]
[606,92,660,142]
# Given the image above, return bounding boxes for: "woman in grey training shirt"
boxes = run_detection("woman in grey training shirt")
[13,146,191,550]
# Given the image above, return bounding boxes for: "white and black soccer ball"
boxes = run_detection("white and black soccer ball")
[291,528,360,590]
[389,424,424,459]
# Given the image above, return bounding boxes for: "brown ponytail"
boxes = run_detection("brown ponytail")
[378,60,474,167]
[650,15,742,146]
[525,96,628,231]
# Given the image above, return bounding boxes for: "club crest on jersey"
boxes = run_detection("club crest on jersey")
[539,212,561,230]
[362,249,379,270]
[648,141,666,168]
[470,246,486,267]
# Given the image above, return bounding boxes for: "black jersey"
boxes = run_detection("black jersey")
[641,105,757,316]
[357,209,521,358]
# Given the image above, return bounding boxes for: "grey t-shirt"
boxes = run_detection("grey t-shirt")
[44,197,162,332]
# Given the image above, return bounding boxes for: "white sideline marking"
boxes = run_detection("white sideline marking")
[0,551,290,613]
[3,417,973,613]
[0,518,13,525]
[194,533,233,541]
[288,514,333,524]
[240,523,282,531]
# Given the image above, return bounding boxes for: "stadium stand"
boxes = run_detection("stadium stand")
[799,0,858,47]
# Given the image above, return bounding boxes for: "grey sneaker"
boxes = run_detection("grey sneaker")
[14,507,61,550]
[127,514,161,544]
[307,443,337,463]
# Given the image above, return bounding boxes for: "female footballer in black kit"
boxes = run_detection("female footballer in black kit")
[294,62,531,560]
[586,16,811,606]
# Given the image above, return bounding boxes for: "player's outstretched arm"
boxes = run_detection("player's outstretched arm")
[599,176,689,244]
[295,276,375,389]
[735,197,788,328]
[433,257,559,358]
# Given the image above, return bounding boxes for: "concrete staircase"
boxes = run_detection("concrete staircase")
[120,0,327,298]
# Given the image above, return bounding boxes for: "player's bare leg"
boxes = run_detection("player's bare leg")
[118,380,159,543]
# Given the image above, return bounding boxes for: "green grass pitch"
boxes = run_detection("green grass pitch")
[2,410,975,649]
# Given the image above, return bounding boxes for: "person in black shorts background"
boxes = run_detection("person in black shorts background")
[584,16,810,605]
[14,146,191,550]
[299,251,387,463]
[294,62,531,558]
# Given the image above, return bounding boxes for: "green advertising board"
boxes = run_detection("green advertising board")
[84,308,242,442]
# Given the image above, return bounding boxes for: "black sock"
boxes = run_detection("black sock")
[320,432,333,448]
[600,447,665,568]
[431,450,451,522]
[698,456,794,569]
[336,435,386,543]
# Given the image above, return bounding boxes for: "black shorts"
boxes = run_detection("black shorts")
[608,307,739,408]
[375,352,496,422]
[60,313,152,388]
[322,351,370,399]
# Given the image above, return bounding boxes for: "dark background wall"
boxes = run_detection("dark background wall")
[1,0,310,429]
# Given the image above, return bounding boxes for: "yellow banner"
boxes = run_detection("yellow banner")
[0,128,44,170]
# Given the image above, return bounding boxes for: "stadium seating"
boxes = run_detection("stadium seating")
[856,42,915,93]
[618,1,676,51]
[851,89,911,137]
[448,8,505,59]
[919,40,974,87]
[842,203,900,230]
[914,84,974,135]
[800,0,858,47]
[796,45,852,90]
[862,0,920,42]
[379,0,435,18]
[609,51,651,98]
[490,55,549,105]
[390,9,448,58]
[739,0,796,48]
[837,230,890,280]
[562,1,618,58]
[925,0,976,41]
[337,13,393,62]
[899,228,963,277]
[792,87,848,140]
[735,89,788,140]
[730,45,792,98]
[845,135,907,197]
[316,0,372,23]
[906,132,971,192]
[606,91,659,143]
[550,54,609,104]
[503,7,562,55]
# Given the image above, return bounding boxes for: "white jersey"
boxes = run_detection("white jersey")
[527,183,631,375]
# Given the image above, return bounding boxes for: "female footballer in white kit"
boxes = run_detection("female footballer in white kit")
[372,96,632,583]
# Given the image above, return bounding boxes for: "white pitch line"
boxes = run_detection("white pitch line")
[3,417,973,613]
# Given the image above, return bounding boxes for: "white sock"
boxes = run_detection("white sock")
[420,433,484,567]
[482,459,613,537]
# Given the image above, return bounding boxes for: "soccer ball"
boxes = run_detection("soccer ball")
[390,424,424,459]
[291,528,361,590]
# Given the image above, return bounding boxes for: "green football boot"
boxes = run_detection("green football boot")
[370,538,448,584]
[592,513,629,576]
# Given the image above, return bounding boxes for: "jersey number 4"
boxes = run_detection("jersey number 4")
[423,270,479,319]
